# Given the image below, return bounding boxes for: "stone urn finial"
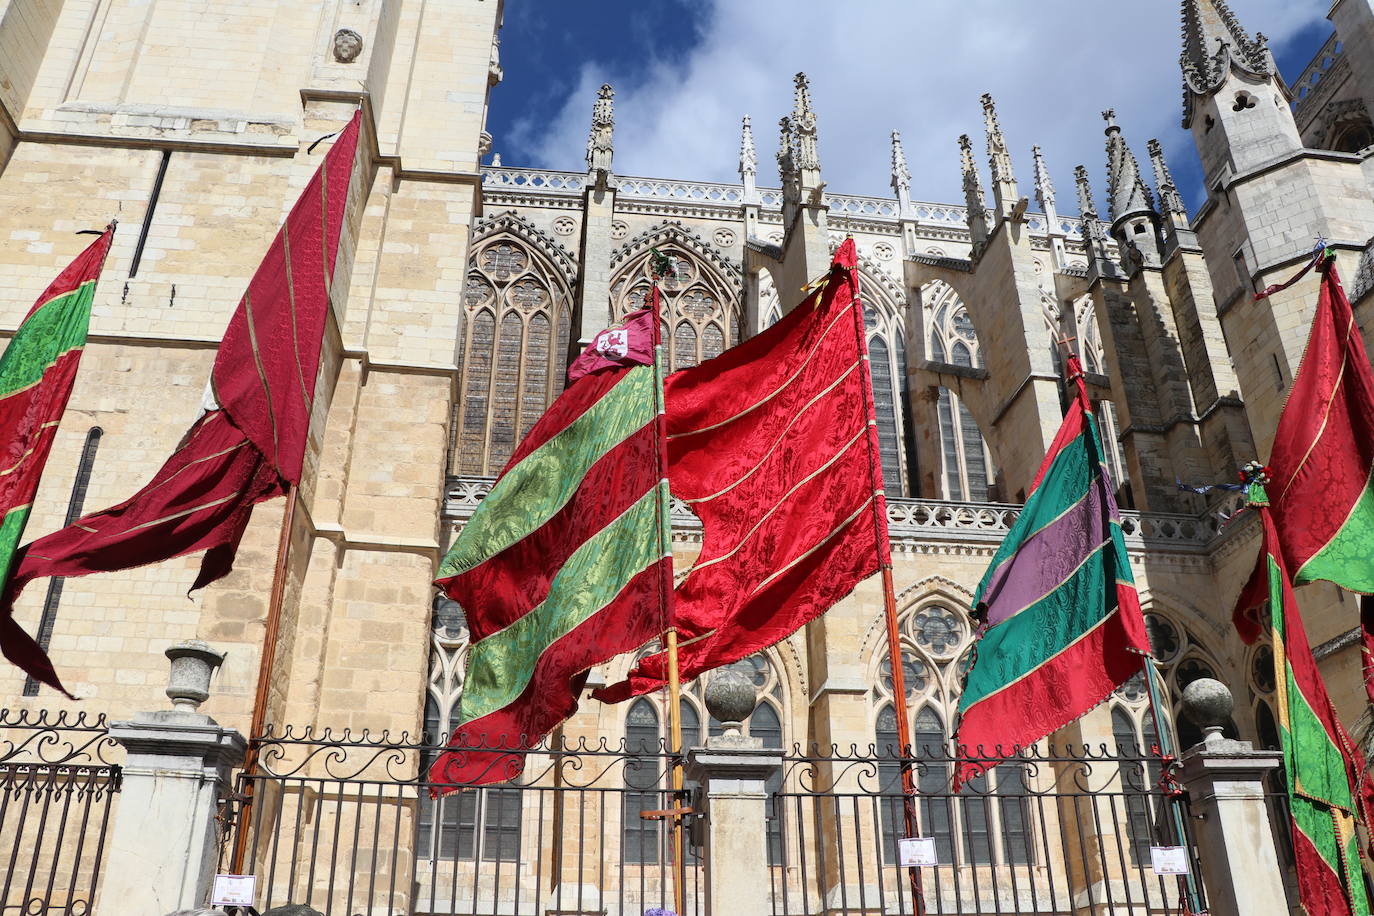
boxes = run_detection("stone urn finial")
[1180,677,1233,748]
[165,640,226,713]
[704,665,757,744]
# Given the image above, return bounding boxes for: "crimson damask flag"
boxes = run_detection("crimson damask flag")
[429,295,667,788]
[952,355,1150,788]
[0,113,360,695]
[595,239,885,702]
[0,226,115,689]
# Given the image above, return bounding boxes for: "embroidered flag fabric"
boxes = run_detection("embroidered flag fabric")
[0,227,115,690]
[1237,481,1372,916]
[0,114,360,695]
[595,238,886,703]
[953,355,1151,788]
[1255,256,1374,600]
[429,321,670,788]
[567,304,655,383]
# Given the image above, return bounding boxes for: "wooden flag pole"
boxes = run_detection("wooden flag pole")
[645,270,687,916]
[839,245,925,915]
[231,482,299,873]
[1141,655,1205,912]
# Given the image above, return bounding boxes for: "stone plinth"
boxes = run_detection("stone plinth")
[1177,737,1287,916]
[686,737,783,916]
[100,709,246,913]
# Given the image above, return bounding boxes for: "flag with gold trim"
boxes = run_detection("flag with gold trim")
[0,114,360,696]
[1237,475,1372,916]
[0,226,115,690]
[429,294,668,788]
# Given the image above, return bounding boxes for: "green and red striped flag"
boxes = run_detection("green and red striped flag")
[1256,253,1374,599]
[1237,476,1372,916]
[429,299,667,788]
[0,226,114,685]
[953,354,1151,787]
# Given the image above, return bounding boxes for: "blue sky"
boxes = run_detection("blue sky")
[486,1,1334,215]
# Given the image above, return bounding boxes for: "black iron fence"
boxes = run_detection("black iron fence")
[222,728,702,916]
[0,711,120,916]
[768,743,1209,915]
[220,728,1221,916]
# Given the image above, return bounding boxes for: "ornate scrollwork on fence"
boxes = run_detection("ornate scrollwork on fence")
[0,710,118,766]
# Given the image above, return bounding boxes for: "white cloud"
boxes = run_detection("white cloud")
[510,0,1328,211]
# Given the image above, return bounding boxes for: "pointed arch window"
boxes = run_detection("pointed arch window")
[456,232,573,476]
[925,283,996,501]
[872,598,1033,866]
[1072,296,1131,499]
[611,243,740,372]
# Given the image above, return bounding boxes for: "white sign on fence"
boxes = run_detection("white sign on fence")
[898,836,939,867]
[211,874,257,907]
[1149,846,1191,876]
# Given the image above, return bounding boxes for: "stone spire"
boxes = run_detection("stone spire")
[791,72,821,186]
[1033,144,1066,268]
[1075,164,1115,276]
[960,134,990,250]
[1148,138,1189,230]
[586,83,614,177]
[776,115,797,188]
[1180,0,1271,99]
[1103,109,1157,227]
[1032,145,1058,227]
[890,130,912,218]
[739,115,758,203]
[981,93,1019,217]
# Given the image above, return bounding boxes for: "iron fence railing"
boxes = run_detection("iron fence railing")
[220,728,1221,916]
[768,743,1209,915]
[222,728,703,916]
[0,711,121,916]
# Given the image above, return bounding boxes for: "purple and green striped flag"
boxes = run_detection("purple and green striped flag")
[0,225,115,685]
[953,354,1151,787]
[1237,475,1372,916]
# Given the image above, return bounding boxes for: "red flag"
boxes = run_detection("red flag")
[0,227,115,692]
[567,304,655,383]
[1,114,360,693]
[595,239,884,702]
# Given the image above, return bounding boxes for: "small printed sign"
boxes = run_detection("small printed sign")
[211,873,257,907]
[898,835,939,867]
[1149,846,1191,876]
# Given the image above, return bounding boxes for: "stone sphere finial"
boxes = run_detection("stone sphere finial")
[704,665,756,734]
[165,640,226,713]
[1180,677,1233,746]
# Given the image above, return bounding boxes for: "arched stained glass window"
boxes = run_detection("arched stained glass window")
[456,231,574,476]
[925,282,996,501]
[611,243,740,371]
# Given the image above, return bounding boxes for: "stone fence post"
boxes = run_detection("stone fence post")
[100,640,247,914]
[685,667,783,916]
[1176,678,1289,916]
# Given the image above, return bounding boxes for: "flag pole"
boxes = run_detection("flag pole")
[231,481,299,872]
[647,265,687,916]
[840,245,924,915]
[1141,654,1204,912]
